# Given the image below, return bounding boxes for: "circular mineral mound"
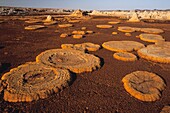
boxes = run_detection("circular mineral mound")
[108,21,120,24]
[137,42,170,63]
[76,43,101,52]
[161,106,170,113]
[118,26,136,33]
[140,28,164,34]
[60,33,69,38]
[113,52,137,61]
[36,49,101,73]
[68,20,80,23]
[25,20,41,24]
[102,41,145,52]
[72,31,86,35]
[122,71,166,102]
[72,35,83,39]
[82,43,100,51]
[44,21,57,26]
[61,44,85,52]
[58,24,73,28]
[61,44,74,49]
[61,43,100,52]
[139,33,165,43]
[0,80,3,93]
[24,25,46,30]
[1,62,71,102]
[96,25,113,29]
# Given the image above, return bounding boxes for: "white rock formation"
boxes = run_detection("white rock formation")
[128,12,140,22]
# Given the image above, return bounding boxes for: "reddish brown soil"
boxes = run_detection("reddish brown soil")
[0,15,170,113]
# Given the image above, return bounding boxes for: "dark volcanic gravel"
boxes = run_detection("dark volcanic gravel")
[0,15,170,113]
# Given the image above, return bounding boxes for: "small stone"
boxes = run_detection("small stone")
[73,35,83,39]
[4,52,8,55]
[81,27,87,30]
[60,33,68,38]
[86,31,94,34]
[112,32,118,35]
[125,33,132,36]
[136,35,140,38]
[55,30,60,33]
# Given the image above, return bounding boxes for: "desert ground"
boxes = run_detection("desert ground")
[0,12,170,113]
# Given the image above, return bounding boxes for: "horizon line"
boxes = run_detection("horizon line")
[1,5,170,11]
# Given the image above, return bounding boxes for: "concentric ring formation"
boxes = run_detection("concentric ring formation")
[102,41,145,52]
[96,25,113,29]
[24,25,46,30]
[139,33,165,43]
[113,52,137,61]
[140,28,164,34]
[36,49,101,73]
[118,26,136,33]
[137,42,170,63]
[122,71,166,102]
[1,62,71,102]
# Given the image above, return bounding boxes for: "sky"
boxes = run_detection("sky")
[0,0,170,10]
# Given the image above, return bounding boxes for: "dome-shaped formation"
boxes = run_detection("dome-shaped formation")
[70,9,86,17]
[128,12,140,22]
[43,15,55,22]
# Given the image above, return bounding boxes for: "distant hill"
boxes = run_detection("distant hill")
[0,6,73,16]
